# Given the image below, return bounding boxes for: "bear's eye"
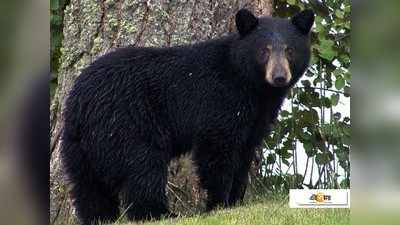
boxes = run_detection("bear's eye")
[285,47,294,58]
[259,47,271,62]
[261,47,270,55]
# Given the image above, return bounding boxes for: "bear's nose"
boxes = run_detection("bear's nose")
[273,74,287,87]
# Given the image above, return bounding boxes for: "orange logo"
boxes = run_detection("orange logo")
[310,192,331,203]
[315,192,325,203]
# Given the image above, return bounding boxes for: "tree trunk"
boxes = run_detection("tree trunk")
[50,0,272,222]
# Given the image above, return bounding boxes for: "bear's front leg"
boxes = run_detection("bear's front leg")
[229,148,255,206]
[194,151,236,211]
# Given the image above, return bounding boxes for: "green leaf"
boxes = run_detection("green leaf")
[310,54,318,65]
[342,125,351,136]
[303,142,316,157]
[298,92,309,105]
[318,39,337,61]
[266,154,276,164]
[303,109,319,124]
[301,80,311,88]
[344,72,351,81]
[315,15,323,24]
[299,130,311,141]
[322,97,332,108]
[340,178,350,188]
[315,152,334,165]
[344,5,351,13]
[335,9,344,19]
[280,110,290,117]
[335,76,345,90]
[331,94,339,106]
[287,0,296,5]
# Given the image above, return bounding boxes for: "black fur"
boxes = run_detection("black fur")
[291,9,315,35]
[61,10,313,225]
[236,8,259,36]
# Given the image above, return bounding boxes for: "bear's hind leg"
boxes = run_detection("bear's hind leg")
[63,142,120,225]
[121,149,169,221]
[70,179,120,225]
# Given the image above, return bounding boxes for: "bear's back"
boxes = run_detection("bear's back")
[62,42,237,144]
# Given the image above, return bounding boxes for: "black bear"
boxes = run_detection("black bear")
[61,9,314,224]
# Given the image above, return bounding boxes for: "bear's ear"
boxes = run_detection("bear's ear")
[291,9,315,35]
[235,9,258,36]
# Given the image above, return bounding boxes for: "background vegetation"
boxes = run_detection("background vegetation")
[50,0,350,224]
[251,0,351,194]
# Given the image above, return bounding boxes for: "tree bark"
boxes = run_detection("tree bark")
[50,0,272,221]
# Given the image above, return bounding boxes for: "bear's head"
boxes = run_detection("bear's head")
[231,9,314,88]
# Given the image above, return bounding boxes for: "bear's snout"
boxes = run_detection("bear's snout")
[272,73,287,87]
[265,52,292,87]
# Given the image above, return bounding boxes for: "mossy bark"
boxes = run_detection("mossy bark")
[50,0,272,222]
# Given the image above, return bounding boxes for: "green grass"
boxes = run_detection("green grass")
[113,198,349,225]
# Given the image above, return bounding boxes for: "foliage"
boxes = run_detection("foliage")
[253,0,351,191]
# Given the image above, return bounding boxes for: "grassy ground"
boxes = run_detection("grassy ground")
[112,198,350,225]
